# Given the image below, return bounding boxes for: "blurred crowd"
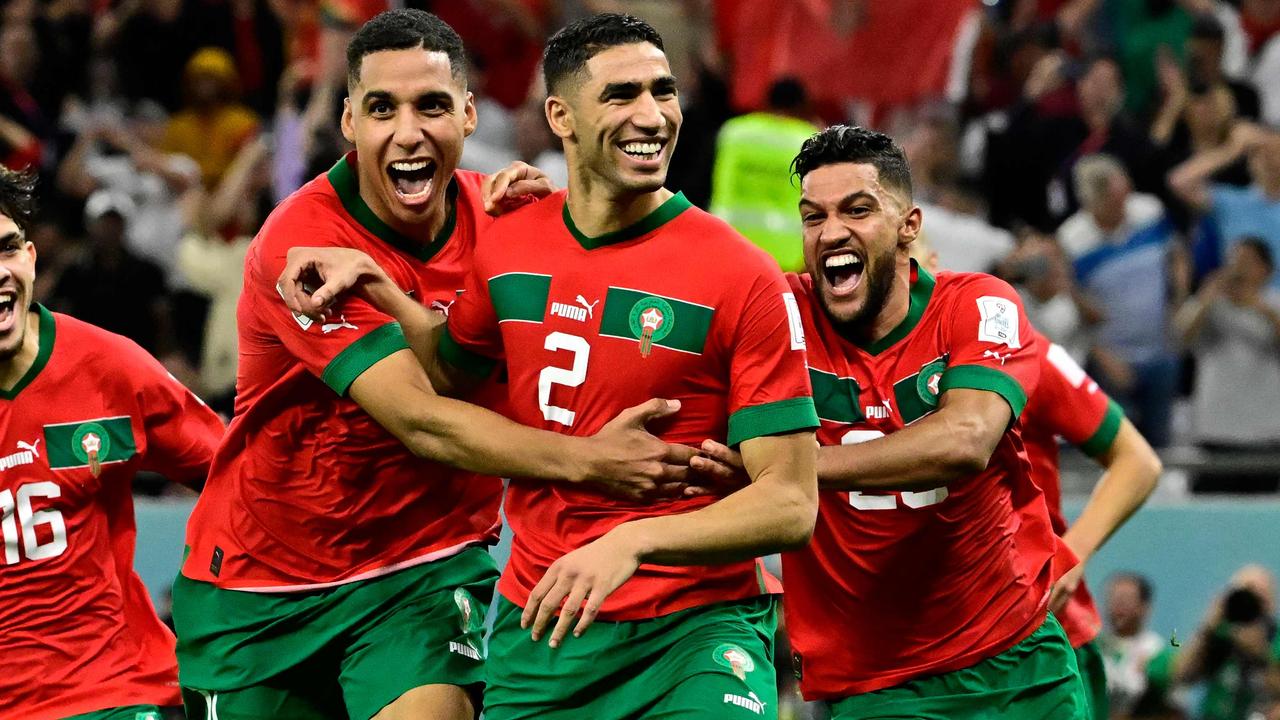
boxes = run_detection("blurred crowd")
[2,0,1278,494]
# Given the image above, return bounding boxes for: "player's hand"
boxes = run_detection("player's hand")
[277,246,385,320]
[1049,561,1085,615]
[522,528,642,647]
[482,161,556,216]
[686,439,750,497]
[581,398,699,501]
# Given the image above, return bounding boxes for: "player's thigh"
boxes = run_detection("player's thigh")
[61,705,164,720]
[1074,640,1110,720]
[371,684,476,720]
[180,677,345,720]
[338,548,496,720]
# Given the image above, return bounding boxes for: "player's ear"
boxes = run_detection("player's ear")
[898,205,923,247]
[545,94,573,141]
[463,91,477,138]
[341,97,356,145]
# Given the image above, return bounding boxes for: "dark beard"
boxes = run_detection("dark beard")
[819,248,897,345]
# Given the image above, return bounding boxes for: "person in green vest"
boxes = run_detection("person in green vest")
[710,78,818,271]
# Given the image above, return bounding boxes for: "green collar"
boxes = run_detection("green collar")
[0,304,55,400]
[327,153,458,262]
[563,191,692,250]
[857,260,936,355]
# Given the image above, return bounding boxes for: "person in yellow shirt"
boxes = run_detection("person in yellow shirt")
[163,47,261,188]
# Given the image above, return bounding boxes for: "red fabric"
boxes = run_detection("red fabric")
[715,0,975,113]
[781,270,1057,700]
[1021,334,1113,647]
[181,157,503,590]
[233,14,264,96]
[1242,10,1280,56]
[447,191,813,620]
[0,312,224,719]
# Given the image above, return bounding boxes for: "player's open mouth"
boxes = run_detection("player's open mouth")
[617,139,666,166]
[0,289,17,333]
[387,158,437,206]
[823,252,864,297]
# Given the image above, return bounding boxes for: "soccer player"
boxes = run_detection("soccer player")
[173,11,704,720]
[282,13,820,719]
[700,126,1089,718]
[0,165,225,720]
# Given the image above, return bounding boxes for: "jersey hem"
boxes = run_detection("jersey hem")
[320,321,409,395]
[726,396,820,446]
[1080,399,1123,457]
[439,325,498,377]
[939,364,1029,419]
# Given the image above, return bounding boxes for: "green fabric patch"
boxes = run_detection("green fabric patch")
[563,192,693,250]
[326,154,458,262]
[438,326,499,378]
[489,273,552,324]
[892,355,948,425]
[0,304,55,400]
[726,397,819,447]
[320,321,410,395]
[938,364,1029,420]
[599,287,714,356]
[43,416,136,469]
[809,367,863,424]
[857,261,936,356]
[1080,399,1124,458]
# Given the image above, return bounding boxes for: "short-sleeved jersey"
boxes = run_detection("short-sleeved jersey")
[181,154,504,591]
[781,265,1057,699]
[442,190,818,621]
[1,307,224,720]
[1021,334,1124,648]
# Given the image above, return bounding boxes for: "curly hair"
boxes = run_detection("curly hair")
[0,165,37,234]
[790,125,912,200]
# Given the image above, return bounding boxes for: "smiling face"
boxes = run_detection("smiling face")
[0,213,36,361]
[341,47,476,236]
[549,42,681,196]
[799,162,921,335]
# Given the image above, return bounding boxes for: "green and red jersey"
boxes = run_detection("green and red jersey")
[0,308,224,719]
[782,265,1058,699]
[442,190,818,621]
[1022,333,1125,648]
[181,154,504,591]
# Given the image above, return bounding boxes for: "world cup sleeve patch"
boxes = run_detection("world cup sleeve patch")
[976,295,1021,349]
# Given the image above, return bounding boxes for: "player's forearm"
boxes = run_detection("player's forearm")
[358,278,464,393]
[818,411,998,492]
[613,433,817,564]
[1174,296,1214,346]
[1063,420,1161,563]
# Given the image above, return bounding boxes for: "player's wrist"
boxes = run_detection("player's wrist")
[603,522,650,564]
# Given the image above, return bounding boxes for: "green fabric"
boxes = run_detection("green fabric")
[892,355,948,424]
[858,261,935,356]
[709,112,818,272]
[1114,0,1192,117]
[727,397,820,447]
[829,613,1089,720]
[1075,640,1110,720]
[939,364,1030,419]
[326,155,459,262]
[484,596,778,720]
[0,303,55,399]
[597,286,715,356]
[438,325,498,378]
[1080,399,1125,458]
[43,415,136,469]
[489,272,552,323]
[173,546,498,720]
[320,321,410,395]
[563,192,693,250]
[63,705,163,720]
[809,367,864,424]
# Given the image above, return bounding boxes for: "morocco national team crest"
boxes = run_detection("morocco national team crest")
[916,359,947,409]
[72,422,109,478]
[629,296,675,357]
[713,643,756,681]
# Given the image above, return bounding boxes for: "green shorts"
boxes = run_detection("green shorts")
[829,613,1089,720]
[173,546,498,720]
[484,595,779,720]
[63,706,162,720]
[1075,640,1109,720]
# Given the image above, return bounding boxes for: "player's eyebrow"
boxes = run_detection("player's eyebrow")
[799,191,878,211]
[599,81,642,101]
[0,230,23,246]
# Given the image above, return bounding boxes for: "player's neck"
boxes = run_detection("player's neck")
[564,175,672,238]
[0,309,41,392]
[862,268,913,346]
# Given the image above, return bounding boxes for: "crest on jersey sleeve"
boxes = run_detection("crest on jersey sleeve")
[916,358,948,409]
[976,295,1021,348]
[629,296,675,358]
[713,643,756,681]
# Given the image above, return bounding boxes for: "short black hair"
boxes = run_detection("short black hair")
[791,125,913,200]
[0,165,37,234]
[543,13,664,96]
[1109,571,1154,605]
[1190,13,1226,43]
[767,78,807,112]
[1237,236,1274,273]
[346,9,467,89]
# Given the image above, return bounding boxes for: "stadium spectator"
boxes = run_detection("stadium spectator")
[1186,13,1261,119]
[999,229,1099,363]
[1175,237,1280,493]
[1100,572,1166,718]
[917,180,1016,275]
[0,20,49,171]
[709,77,818,271]
[162,47,262,189]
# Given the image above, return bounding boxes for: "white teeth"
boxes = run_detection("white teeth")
[390,160,430,172]
[825,254,861,269]
[622,142,661,156]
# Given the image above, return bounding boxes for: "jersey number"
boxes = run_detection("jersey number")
[539,332,590,426]
[840,430,949,510]
[1,482,68,565]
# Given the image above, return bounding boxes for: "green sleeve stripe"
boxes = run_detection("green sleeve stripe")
[1079,399,1125,457]
[438,325,498,378]
[321,322,410,395]
[938,364,1029,419]
[727,396,819,447]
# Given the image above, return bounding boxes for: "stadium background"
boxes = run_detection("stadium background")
[4,0,1279,717]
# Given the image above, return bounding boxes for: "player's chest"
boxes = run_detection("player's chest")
[381,243,473,317]
[808,339,952,439]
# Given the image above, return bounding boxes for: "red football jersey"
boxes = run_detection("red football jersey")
[181,154,503,590]
[443,191,818,621]
[1021,335,1123,648]
[781,266,1057,699]
[0,307,224,719]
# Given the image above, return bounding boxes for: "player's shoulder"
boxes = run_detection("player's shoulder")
[452,168,488,199]
[675,203,787,277]
[480,188,567,245]
[48,309,162,375]
[252,168,355,253]
[932,268,1022,305]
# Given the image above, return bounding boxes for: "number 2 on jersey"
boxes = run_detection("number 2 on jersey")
[1,482,69,565]
[840,430,948,510]
[539,332,590,426]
